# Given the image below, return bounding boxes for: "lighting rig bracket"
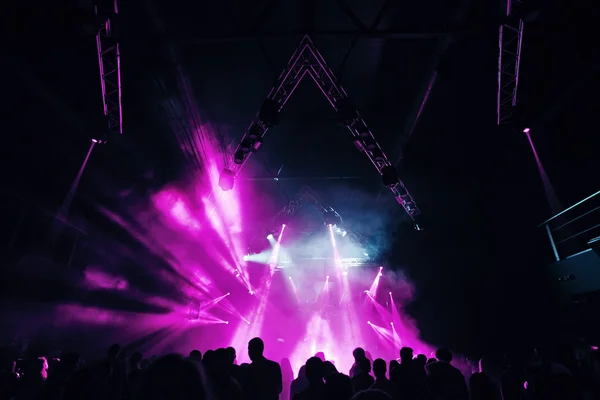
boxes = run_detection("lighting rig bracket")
[94,0,123,141]
[225,35,420,223]
[497,0,525,125]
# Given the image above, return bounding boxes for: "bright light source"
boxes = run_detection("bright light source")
[390,322,394,326]
[364,253,369,257]
[389,292,392,295]
[267,234,274,240]
[236,273,240,278]
[243,255,249,261]
[282,224,286,227]
[379,266,383,270]
[523,127,530,133]
[288,276,292,280]
[249,290,254,295]
[226,292,230,296]
[341,231,347,237]
[247,321,251,324]
[367,321,371,324]
[343,271,348,276]
[225,321,229,324]
[326,275,329,280]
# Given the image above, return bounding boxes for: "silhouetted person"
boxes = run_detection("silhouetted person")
[125,351,144,400]
[293,357,325,400]
[352,358,374,393]
[370,359,400,399]
[426,348,468,400]
[137,354,206,400]
[206,348,243,400]
[280,358,294,400]
[325,372,354,400]
[226,347,243,386]
[322,361,338,380]
[390,347,419,397]
[315,352,326,362]
[351,389,392,400]
[246,337,282,400]
[291,365,308,399]
[500,352,525,400]
[350,348,367,378]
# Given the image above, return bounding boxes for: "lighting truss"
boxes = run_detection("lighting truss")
[227,35,420,221]
[497,0,525,125]
[94,0,123,138]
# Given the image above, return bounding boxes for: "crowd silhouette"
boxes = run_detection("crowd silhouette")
[1,336,599,400]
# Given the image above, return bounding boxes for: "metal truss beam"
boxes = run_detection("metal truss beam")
[95,0,123,138]
[227,35,420,221]
[497,0,525,125]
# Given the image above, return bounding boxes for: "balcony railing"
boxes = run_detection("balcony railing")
[539,190,600,262]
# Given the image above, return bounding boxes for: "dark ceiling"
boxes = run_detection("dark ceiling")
[2,0,599,352]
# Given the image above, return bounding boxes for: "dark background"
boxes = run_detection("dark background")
[1,0,599,356]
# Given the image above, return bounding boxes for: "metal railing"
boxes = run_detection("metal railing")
[539,190,600,262]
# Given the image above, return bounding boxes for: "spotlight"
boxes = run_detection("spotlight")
[523,127,530,133]
[364,253,369,257]
[367,321,371,325]
[242,255,249,261]
[326,275,329,280]
[391,322,394,326]
[341,230,347,237]
[267,234,274,240]
[389,292,392,295]
[288,277,292,280]
[282,224,286,228]
[343,271,348,276]
[247,321,251,324]
[225,321,229,324]
[236,273,240,278]
[226,292,230,296]
[218,169,235,191]
[379,266,383,270]
[249,290,254,295]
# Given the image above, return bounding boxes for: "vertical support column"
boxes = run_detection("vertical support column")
[545,223,560,262]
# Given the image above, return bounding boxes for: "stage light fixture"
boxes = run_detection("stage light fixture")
[218,169,235,191]
[267,234,274,240]
[389,292,392,295]
[247,124,262,140]
[391,322,394,326]
[381,165,399,187]
[523,127,530,133]
[225,321,229,324]
[326,275,329,280]
[242,255,249,261]
[247,321,251,324]
[367,321,371,324]
[343,271,348,276]
[249,290,254,295]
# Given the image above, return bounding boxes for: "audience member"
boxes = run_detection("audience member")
[246,337,282,400]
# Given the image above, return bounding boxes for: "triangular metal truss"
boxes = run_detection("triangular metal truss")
[226,35,420,222]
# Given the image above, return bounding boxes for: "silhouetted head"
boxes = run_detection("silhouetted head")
[322,361,338,378]
[389,360,399,371]
[399,347,413,363]
[189,350,202,362]
[353,347,366,361]
[305,356,324,384]
[373,358,387,379]
[435,348,452,363]
[248,337,265,361]
[415,354,427,367]
[202,350,214,365]
[315,352,326,361]
[226,347,236,364]
[108,344,121,360]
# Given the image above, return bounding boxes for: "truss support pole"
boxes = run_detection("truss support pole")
[497,0,525,125]
[95,0,123,139]
[227,35,420,223]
